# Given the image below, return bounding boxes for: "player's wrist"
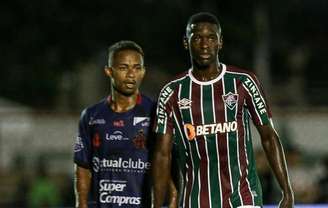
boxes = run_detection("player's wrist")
[282,185,294,195]
[76,199,88,208]
[76,204,88,208]
[282,188,294,202]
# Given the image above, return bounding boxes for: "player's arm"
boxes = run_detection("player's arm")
[74,164,91,208]
[152,132,174,208]
[168,177,178,208]
[256,124,294,208]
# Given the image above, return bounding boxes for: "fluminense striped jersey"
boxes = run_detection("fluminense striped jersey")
[154,63,272,208]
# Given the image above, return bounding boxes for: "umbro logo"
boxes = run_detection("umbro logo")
[222,92,238,110]
[178,98,192,109]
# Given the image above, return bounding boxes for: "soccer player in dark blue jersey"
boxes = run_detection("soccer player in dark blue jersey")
[74,40,177,208]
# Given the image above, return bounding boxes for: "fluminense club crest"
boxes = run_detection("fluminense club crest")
[222,92,239,110]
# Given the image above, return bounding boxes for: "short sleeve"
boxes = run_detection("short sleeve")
[73,109,92,168]
[242,73,272,126]
[153,85,175,135]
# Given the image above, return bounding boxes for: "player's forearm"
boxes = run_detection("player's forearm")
[261,133,293,195]
[168,177,178,208]
[152,150,171,208]
[75,165,91,208]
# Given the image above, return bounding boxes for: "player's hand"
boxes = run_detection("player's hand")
[279,190,294,208]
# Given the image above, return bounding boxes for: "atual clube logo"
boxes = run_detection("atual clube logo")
[92,156,151,173]
[93,157,100,172]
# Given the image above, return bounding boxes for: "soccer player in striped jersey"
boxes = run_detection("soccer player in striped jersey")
[152,12,294,208]
[74,41,177,208]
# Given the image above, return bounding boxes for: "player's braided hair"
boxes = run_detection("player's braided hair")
[108,40,144,66]
[186,12,222,37]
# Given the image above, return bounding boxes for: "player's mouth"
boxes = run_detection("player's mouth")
[199,53,211,59]
[124,80,136,88]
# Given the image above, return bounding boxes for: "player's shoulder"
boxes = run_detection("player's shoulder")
[160,70,189,91]
[225,64,255,76]
[80,98,107,118]
[134,94,156,117]
[140,94,156,107]
[225,64,259,81]
[172,70,189,81]
[167,70,189,85]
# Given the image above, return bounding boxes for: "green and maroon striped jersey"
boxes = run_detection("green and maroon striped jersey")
[154,63,273,208]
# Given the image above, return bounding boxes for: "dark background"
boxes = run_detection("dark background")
[2,0,328,109]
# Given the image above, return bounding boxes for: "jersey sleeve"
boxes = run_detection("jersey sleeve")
[153,85,175,135]
[242,73,272,126]
[73,109,92,169]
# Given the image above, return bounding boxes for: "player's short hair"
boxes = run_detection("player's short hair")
[186,12,222,37]
[108,40,144,66]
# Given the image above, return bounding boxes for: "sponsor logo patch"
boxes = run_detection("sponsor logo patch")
[106,131,129,141]
[133,117,150,127]
[93,157,100,172]
[222,92,239,110]
[244,78,267,114]
[88,117,106,125]
[132,129,147,149]
[183,121,238,140]
[92,132,101,148]
[99,194,141,206]
[113,120,125,127]
[184,124,196,141]
[92,156,151,173]
[99,180,127,193]
[157,86,174,125]
[74,136,84,152]
[177,98,192,109]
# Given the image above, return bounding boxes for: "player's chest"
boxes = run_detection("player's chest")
[88,115,151,153]
[176,83,248,123]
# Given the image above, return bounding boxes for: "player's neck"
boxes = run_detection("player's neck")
[192,62,222,82]
[109,91,138,113]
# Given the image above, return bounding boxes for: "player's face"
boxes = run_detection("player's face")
[186,22,222,67]
[106,50,145,96]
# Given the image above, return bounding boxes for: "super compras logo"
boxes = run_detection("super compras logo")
[100,195,141,206]
[92,157,150,173]
[99,180,141,206]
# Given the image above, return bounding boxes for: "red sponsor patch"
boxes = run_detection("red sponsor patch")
[92,132,101,148]
[113,120,125,127]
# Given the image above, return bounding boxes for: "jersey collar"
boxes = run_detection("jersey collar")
[188,63,226,85]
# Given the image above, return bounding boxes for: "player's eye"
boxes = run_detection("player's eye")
[118,66,128,71]
[134,65,143,70]
[209,35,217,41]
[192,35,201,41]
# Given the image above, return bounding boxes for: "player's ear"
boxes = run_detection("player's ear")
[183,36,189,50]
[140,65,146,78]
[104,65,112,78]
[219,35,223,49]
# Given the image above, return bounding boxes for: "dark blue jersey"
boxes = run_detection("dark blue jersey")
[74,94,155,208]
